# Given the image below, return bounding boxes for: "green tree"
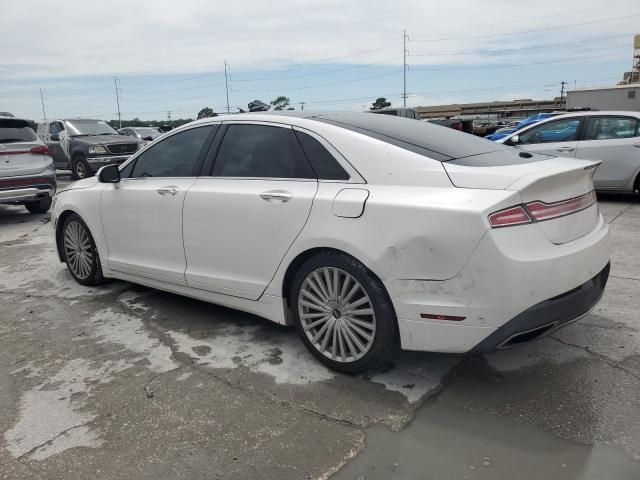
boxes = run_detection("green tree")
[270,96,291,111]
[197,107,216,119]
[370,97,391,111]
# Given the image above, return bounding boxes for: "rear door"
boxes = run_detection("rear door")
[574,115,640,189]
[513,116,583,158]
[183,122,318,300]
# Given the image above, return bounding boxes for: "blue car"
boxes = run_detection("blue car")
[485,113,561,141]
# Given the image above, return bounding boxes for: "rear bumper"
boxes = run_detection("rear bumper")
[0,175,56,204]
[470,262,609,353]
[86,155,130,169]
[392,213,610,353]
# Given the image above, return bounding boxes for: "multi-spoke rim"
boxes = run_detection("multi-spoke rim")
[63,221,93,279]
[76,160,85,178]
[298,267,376,363]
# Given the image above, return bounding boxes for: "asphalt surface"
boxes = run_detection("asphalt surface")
[0,175,638,479]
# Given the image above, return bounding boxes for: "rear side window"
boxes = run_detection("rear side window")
[0,119,37,143]
[130,125,214,178]
[583,117,639,140]
[295,131,349,180]
[213,124,315,179]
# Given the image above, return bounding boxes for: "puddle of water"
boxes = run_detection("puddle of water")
[334,400,640,480]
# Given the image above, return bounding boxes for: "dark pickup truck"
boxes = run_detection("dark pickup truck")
[37,119,141,179]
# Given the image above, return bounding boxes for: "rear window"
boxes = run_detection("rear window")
[311,112,512,161]
[0,119,37,143]
[294,131,349,180]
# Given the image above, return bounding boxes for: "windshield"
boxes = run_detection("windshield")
[65,120,117,136]
[135,128,161,139]
[0,119,37,143]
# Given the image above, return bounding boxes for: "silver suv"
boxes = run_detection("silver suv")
[0,117,56,213]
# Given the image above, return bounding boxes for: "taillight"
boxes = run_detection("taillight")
[30,145,51,156]
[488,206,532,228]
[488,191,597,228]
[525,191,596,221]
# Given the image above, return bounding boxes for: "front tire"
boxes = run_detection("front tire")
[24,197,52,214]
[291,251,398,374]
[61,214,104,286]
[71,154,92,180]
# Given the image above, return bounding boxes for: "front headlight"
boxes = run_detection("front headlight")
[89,145,107,154]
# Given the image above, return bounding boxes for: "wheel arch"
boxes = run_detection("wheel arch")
[55,209,79,261]
[280,246,394,326]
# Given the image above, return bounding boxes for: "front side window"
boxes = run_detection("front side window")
[129,125,214,178]
[49,122,63,136]
[583,117,639,141]
[213,124,315,179]
[295,131,349,180]
[518,118,581,144]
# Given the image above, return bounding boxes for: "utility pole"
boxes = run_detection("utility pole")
[39,88,47,120]
[403,29,409,107]
[224,60,231,114]
[560,80,567,107]
[113,76,122,128]
[167,111,172,122]
[300,101,305,111]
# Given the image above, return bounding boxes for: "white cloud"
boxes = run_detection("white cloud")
[1,0,638,79]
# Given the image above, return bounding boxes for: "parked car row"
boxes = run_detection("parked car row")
[36,119,142,179]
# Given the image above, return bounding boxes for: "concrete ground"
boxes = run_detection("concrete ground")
[0,176,638,479]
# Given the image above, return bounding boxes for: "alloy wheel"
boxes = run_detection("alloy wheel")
[63,220,93,280]
[297,267,376,363]
[75,160,86,179]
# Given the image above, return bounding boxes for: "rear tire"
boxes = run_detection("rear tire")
[290,251,398,374]
[24,197,52,214]
[71,154,92,180]
[61,213,104,286]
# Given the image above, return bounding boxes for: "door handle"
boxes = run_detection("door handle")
[556,147,575,152]
[259,190,292,203]
[157,186,178,196]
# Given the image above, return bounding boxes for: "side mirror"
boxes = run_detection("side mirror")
[50,134,59,141]
[142,136,153,142]
[97,164,121,183]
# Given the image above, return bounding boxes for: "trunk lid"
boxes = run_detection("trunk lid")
[443,155,601,244]
[0,142,48,178]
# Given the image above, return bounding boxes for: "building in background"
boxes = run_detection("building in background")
[566,84,640,111]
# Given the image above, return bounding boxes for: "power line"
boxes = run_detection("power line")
[411,12,640,42]
[410,50,628,71]
[408,33,633,57]
[233,69,403,94]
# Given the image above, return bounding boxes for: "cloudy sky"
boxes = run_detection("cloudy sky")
[2,0,638,120]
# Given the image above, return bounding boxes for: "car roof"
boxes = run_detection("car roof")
[188,111,512,161]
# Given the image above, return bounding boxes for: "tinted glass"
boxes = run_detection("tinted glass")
[213,124,315,179]
[519,118,581,144]
[310,112,514,161]
[0,119,37,143]
[295,131,349,180]
[584,117,638,140]
[130,125,214,178]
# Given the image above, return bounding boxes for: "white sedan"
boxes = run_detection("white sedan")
[52,112,610,373]
[498,111,640,193]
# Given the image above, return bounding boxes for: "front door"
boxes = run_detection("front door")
[183,122,318,300]
[575,115,640,189]
[101,124,216,283]
[515,116,582,158]
[47,121,68,169]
